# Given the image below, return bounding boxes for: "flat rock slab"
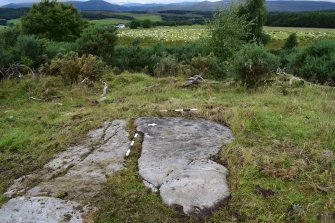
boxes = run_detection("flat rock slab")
[0,120,130,222]
[136,117,233,215]
[0,197,84,223]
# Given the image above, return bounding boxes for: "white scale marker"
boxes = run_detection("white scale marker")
[160,108,198,112]
[125,132,140,157]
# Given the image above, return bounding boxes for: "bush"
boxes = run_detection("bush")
[283,33,298,50]
[230,43,279,88]
[0,39,10,67]
[129,20,141,29]
[44,41,78,60]
[41,52,104,85]
[293,39,335,85]
[142,19,153,28]
[153,55,180,77]
[12,35,44,67]
[0,26,21,48]
[191,54,226,80]
[21,0,86,41]
[77,25,118,63]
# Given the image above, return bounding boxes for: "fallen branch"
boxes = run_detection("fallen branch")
[29,97,44,102]
[160,108,198,112]
[1,63,38,80]
[184,75,205,87]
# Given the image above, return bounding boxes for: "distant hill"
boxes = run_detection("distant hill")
[3,0,335,12]
[267,1,335,12]
[2,0,127,11]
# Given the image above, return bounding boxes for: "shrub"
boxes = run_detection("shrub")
[142,19,153,28]
[44,41,78,60]
[191,54,226,80]
[153,55,180,77]
[283,33,298,50]
[230,43,280,88]
[293,39,335,85]
[129,20,141,29]
[0,26,21,48]
[0,39,10,67]
[21,0,86,41]
[41,52,104,85]
[12,35,44,67]
[77,25,118,63]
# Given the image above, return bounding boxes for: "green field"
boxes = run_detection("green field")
[88,12,162,26]
[116,25,335,48]
[90,18,130,26]
[113,12,162,22]
[3,14,335,49]
[119,25,206,42]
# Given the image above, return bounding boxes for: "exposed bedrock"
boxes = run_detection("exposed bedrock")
[136,117,233,215]
[0,120,130,223]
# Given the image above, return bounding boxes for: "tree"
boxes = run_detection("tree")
[208,6,250,60]
[21,0,86,41]
[142,19,153,28]
[77,25,118,63]
[129,20,141,29]
[282,33,298,50]
[238,0,266,43]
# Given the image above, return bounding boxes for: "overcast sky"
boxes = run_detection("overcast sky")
[1,0,334,6]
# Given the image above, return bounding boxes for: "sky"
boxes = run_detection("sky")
[0,0,334,6]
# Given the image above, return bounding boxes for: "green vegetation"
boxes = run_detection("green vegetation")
[292,39,335,85]
[229,43,280,88]
[76,25,118,63]
[238,0,267,43]
[282,33,298,50]
[41,52,104,85]
[21,0,86,41]
[1,0,334,222]
[267,11,335,28]
[1,73,334,222]
[90,18,130,26]
[208,6,250,59]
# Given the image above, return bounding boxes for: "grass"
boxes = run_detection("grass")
[114,25,335,48]
[88,12,162,26]
[90,18,130,26]
[264,26,335,49]
[0,72,334,222]
[113,12,162,22]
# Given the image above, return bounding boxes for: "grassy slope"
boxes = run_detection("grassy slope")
[113,12,162,22]
[89,12,162,26]
[90,18,131,26]
[0,73,334,222]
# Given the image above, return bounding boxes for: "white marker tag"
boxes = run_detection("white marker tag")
[130,141,134,146]
[148,123,157,127]
[126,149,131,157]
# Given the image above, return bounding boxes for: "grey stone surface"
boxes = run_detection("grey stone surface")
[1,120,130,222]
[0,196,84,223]
[136,117,233,215]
